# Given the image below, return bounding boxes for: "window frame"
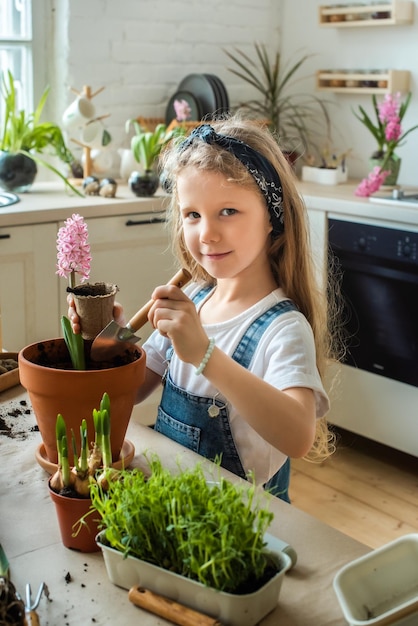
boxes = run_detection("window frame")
[0,0,50,115]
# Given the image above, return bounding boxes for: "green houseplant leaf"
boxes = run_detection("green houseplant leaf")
[61,315,85,370]
[224,43,331,156]
[126,120,185,172]
[0,70,83,196]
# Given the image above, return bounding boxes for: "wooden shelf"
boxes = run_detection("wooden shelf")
[316,69,410,93]
[319,1,413,27]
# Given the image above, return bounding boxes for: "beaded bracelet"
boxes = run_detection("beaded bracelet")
[195,337,216,376]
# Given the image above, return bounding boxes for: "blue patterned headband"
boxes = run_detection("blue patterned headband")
[178,124,284,237]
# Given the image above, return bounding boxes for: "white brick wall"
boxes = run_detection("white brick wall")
[50,0,281,166]
[38,0,418,185]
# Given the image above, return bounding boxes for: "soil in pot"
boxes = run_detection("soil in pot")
[30,337,138,371]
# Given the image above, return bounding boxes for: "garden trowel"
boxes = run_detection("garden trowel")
[90,268,192,361]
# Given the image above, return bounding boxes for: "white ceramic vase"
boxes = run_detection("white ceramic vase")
[118,149,141,181]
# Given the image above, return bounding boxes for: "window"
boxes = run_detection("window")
[0,0,33,114]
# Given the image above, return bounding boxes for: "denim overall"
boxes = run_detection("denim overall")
[155,287,297,503]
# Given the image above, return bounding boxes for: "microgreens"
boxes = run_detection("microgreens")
[91,456,277,594]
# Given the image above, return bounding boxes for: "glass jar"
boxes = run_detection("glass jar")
[360,69,379,88]
[329,69,346,88]
[329,4,347,21]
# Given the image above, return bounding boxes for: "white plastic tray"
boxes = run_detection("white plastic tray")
[333,534,418,625]
[97,531,292,626]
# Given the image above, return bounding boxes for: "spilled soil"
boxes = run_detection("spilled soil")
[0,398,36,440]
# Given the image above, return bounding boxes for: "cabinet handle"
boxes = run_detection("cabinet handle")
[125,216,166,227]
[0,233,11,240]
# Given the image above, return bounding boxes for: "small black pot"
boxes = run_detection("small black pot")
[0,151,38,193]
[129,170,159,197]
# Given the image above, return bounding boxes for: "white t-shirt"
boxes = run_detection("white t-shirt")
[143,283,329,485]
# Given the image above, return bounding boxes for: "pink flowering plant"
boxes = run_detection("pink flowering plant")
[56,213,92,369]
[354,92,418,197]
[173,99,192,122]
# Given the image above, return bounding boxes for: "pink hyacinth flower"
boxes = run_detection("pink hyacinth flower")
[56,213,91,283]
[378,92,400,125]
[173,99,192,122]
[355,166,390,197]
[385,119,402,142]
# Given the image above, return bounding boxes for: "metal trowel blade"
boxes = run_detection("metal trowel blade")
[90,321,141,361]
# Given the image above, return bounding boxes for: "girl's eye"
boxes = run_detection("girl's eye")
[221,208,237,216]
[183,211,200,220]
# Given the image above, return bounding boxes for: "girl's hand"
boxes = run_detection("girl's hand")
[148,284,209,367]
[67,294,125,334]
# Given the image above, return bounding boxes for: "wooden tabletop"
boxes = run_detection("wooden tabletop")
[0,385,369,625]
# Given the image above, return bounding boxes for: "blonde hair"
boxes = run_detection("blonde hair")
[160,114,341,462]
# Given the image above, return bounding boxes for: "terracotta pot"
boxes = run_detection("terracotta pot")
[49,480,101,552]
[19,338,146,464]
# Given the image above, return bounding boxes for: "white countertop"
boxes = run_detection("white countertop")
[0,182,169,227]
[298,180,418,228]
[1,179,418,229]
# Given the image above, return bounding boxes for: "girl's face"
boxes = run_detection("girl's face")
[177,167,272,281]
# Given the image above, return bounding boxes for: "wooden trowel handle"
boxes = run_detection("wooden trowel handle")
[127,268,192,332]
[128,586,223,626]
[24,610,40,626]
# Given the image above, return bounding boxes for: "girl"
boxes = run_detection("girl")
[70,117,339,502]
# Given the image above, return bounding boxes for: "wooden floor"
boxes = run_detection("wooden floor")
[289,427,418,549]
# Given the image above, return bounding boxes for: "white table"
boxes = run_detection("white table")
[0,385,369,625]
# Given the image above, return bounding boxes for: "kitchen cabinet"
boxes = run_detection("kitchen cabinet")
[318,1,413,27]
[0,187,174,352]
[0,222,60,350]
[300,182,418,458]
[0,187,172,425]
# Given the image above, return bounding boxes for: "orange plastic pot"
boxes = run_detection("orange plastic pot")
[19,338,146,464]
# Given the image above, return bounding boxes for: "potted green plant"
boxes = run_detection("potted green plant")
[93,455,292,626]
[354,92,418,196]
[0,69,82,195]
[125,119,184,196]
[301,142,351,185]
[224,43,331,161]
[48,393,123,552]
[18,213,146,465]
